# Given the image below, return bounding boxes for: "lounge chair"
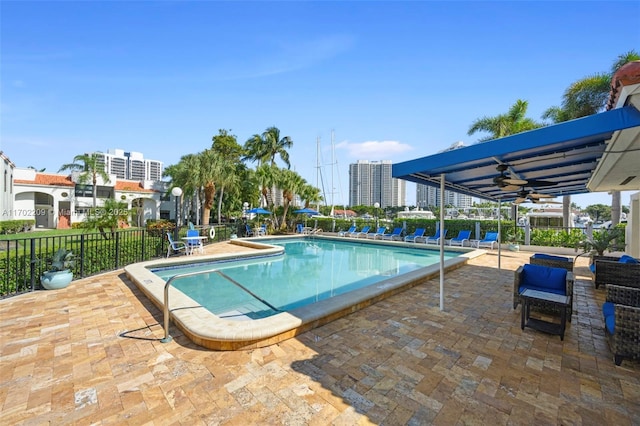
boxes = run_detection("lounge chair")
[355,226,371,238]
[367,226,387,239]
[244,224,254,237]
[379,227,403,241]
[166,232,187,258]
[448,230,472,247]
[404,228,426,243]
[473,231,499,249]
[338,225,356,237]
[296,224,304,234]
[418,229,448,244]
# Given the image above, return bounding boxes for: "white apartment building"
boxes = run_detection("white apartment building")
[349,160,405,208]
[92,149,163,181]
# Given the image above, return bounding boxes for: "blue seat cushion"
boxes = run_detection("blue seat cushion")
[520,264,567,293]
[604,314,615,334]
[602,302,614,318]
[589,263,596,274]
[619,255,639,264]
[532,253,570,262]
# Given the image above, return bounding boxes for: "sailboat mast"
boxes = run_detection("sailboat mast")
[331,130,335,215]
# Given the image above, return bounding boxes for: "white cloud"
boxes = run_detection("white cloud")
[335,140,413,160]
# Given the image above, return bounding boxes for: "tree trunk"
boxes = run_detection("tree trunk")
[563,195,571,230]
[217,186,225,225]
[611,190,621,227]
[202,183,216,226]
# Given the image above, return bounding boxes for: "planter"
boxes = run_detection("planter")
[508,243,520,252]
[41,270,73,290]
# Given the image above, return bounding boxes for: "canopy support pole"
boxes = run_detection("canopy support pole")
[439,174,445,311]
[498,199,502,271]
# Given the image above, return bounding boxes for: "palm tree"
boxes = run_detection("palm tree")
[58,153,110,208]
[243,126,294,168]
[211,129,244,224]
[254,164,279,210]
[542,50,640,227]
[468,99,543,142]
[278,169,306,229]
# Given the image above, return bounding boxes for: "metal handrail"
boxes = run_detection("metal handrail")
[161,268,281,343]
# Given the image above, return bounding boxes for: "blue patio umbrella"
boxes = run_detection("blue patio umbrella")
[246,207,271,215]
[294,208,319,215]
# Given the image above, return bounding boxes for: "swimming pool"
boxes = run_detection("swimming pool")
[151,238,461,320]
[124,235,482,350]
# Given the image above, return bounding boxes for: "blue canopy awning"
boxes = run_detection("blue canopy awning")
[393,106,640,202]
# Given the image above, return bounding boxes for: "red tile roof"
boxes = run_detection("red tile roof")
[14,173,75,187]
[114,180,156,193]
[607,60,640,110]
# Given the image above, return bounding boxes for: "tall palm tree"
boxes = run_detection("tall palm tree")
[542,50,640,227]
[58,153,110,208]
[254,164,279,210]
[468,99,543,142]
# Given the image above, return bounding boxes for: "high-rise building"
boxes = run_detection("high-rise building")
[91,149,163,182]
[416,183,474,209]
[349,160,405,207]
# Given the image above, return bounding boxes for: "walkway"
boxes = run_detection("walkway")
[1,244,638,424]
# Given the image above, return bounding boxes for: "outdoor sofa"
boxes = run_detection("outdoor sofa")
[602,284,640,365]
[591,254,640,289]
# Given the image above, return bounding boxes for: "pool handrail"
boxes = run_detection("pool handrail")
[162,268,281,343]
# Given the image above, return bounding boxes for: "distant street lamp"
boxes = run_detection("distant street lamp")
[172,187,183,241]
[374,202,380,228]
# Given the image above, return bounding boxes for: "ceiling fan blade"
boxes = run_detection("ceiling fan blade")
[528,193,553,199]
[526,179,557,187]
[515,197,527,204]
[500,185,520,191]
[503,178,528,185]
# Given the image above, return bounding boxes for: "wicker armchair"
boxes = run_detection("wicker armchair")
[602,284,640,366]
[593,255,640,289]
[530,254,574,272]
[514,264,574,320]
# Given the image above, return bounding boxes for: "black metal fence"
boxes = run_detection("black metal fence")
[0,225,234,298]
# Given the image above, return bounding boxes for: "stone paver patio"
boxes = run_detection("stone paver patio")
[1,242,638,425]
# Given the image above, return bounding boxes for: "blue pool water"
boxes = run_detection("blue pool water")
[151,238,459,320]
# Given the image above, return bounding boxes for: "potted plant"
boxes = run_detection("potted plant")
[40,248,76,290]
[575,228,623,261]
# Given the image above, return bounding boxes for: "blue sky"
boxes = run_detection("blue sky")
[2,1,639,209]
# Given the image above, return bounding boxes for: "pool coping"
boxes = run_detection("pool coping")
[124,236,486,350]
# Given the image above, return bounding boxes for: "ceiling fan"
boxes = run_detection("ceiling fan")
[514,188,561,204]
[493,164,557,191]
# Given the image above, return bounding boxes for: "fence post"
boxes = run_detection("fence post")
[30,238,37,291]
[80,234,85,278]
[115,231,121,270]
[141,229,146,262]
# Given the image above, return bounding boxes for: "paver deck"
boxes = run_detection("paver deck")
[1,243,638,425]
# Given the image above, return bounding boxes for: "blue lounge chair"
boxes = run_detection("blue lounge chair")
[339,226,357,237]
[404,228,426,242]
[448,230,472,247]
[166,232,187,258]
[355,226,371,238]
[474,231,499,249]
[245,224,254,237]
[379,227,403,241]
[296,224,304,234]
[367,226,387,239]
[419,228,448,244]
